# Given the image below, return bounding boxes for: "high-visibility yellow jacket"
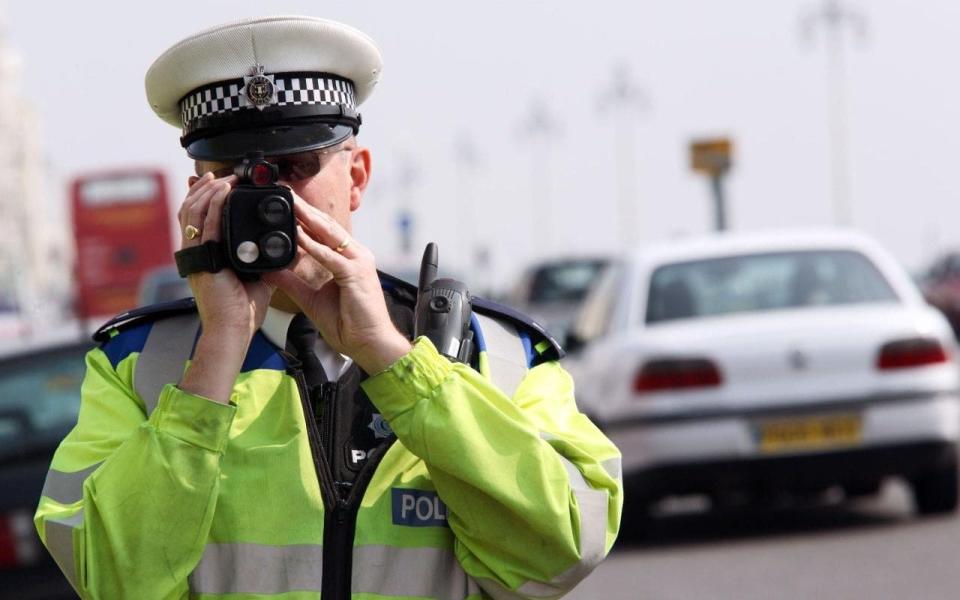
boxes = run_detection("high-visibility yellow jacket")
[35,281,622,600]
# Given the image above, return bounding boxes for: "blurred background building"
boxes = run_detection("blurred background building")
[0,12,70,336]
[6,1,960,308]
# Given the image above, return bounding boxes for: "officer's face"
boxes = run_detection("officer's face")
[278,142,371,298]
[280,141,370,232]
[193,140,372,310]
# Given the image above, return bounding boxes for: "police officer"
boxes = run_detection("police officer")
[35,16,622,600]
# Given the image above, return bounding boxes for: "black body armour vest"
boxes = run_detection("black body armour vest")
[284,287,420,598]
[285,288,416,491]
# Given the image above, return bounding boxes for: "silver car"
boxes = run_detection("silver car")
[566,229,960,515]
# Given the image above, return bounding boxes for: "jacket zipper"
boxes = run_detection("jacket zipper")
[320,382,338,462]
[323,498,356,599]
[289,365,338,508]
[289,357,398,599]
[322,439,397,599]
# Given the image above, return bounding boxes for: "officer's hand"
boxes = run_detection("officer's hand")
[179,172,274,341]
[262,198,412,374]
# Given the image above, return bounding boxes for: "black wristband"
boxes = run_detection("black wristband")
[174,241,227,277]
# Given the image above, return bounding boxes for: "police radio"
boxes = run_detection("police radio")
[414,243,474,363]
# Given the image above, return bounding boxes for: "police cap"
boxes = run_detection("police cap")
[144,16,383,160]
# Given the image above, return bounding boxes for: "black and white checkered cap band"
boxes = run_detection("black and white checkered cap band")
[179,74,356,130]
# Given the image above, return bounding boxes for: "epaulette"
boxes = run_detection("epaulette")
[92,297,198,344]
[472,296,565,362]
[94,273,412,346]
[377,270,418,306]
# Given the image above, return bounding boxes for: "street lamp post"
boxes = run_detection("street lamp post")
[517,98,561,257]
[453,134,481,277]
[801,0,868,227]
[597,63,650,249]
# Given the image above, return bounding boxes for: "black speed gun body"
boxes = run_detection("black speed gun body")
[221,153,298,278]
[174,152,298,281]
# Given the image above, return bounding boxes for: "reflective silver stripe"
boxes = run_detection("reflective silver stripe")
[352,545,480,600]
[188,543,484,597]
[40,463,101,505]
[476,455,610,600]
[44,511,83,589]
[188,543,323,594]
[519,460,608,597]
[475,577,532,600]
[476,313,528,398]
[601,456,623,483]
[542,432,622,483]
[541,431,612,570]
[135,313,199,415]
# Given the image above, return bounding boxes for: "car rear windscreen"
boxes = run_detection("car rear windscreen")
[528,260,608,303]
[0,345,88,460]
[646,250,899,324]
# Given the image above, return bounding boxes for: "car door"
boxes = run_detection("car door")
[0,342,90,597]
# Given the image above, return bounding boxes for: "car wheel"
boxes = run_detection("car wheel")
[911,461,959,516]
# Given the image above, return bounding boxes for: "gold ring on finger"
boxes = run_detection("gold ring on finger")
[184,224,201,240]
[335,237,351,253]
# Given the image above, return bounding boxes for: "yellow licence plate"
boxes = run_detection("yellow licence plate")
[758,414,863,453]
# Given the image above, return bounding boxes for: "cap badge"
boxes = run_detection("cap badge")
[242,64,277,110]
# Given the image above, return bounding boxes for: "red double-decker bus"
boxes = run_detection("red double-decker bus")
[70,169,174,319]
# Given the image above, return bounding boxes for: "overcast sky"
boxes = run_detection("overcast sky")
[7,0,960,287]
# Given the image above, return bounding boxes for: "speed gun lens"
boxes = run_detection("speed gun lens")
[258,196,289,225]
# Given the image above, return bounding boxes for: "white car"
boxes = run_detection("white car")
[566,229,960,515]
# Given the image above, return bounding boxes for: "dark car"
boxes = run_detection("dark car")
[508,257,613,345]
[0,340,89,599]
[137,265,192,307]
[922,252,960,337]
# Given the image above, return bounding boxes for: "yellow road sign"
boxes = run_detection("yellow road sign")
[690,138,733,176]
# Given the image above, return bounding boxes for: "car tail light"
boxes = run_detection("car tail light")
[876,337,949,370]
[0,510,41,569]
[633,358,723,393]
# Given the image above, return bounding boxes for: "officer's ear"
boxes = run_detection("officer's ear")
[348,147,371,212]
[188,175,200,187]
